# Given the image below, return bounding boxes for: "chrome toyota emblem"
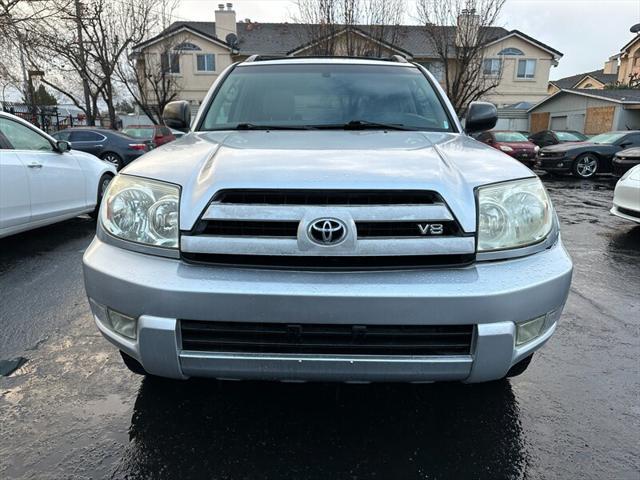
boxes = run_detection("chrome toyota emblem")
[308,218,347,245]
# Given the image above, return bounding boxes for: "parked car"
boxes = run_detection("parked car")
[52,127,150,170]
[0,112,116,238]
[122,124,176,147]
[536,130,640,178]
[474,130,539,167]
[611,164,640,223]
[528,130,588,148]
[612,147,640,177]
[83,57,572,383]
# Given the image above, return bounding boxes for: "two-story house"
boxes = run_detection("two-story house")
[131,3,562,116]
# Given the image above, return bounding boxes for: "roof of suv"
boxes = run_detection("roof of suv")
[238,56,415,67]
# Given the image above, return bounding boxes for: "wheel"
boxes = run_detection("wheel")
[102,152,123,170]
[506,354,533,378]
[89,173,113,218]
[573,154,599,178]
[120,351,148,375]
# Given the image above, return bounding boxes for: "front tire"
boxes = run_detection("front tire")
[573,154,599,178]
[120,351,148,375]
[102,152,123,170]
[89,173,113,218]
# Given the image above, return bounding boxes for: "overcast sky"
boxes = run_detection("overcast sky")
[178,0,640,80]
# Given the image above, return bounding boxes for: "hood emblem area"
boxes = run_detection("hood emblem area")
[307,218,347,246]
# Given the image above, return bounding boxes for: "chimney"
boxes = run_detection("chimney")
[456,9,480,48]
[603,55,619,75]
[215,2,236,39]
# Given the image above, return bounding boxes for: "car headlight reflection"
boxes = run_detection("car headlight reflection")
[101,175,180,249]
[477,178,553,252]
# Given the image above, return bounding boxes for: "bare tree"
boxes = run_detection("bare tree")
[116,0,182,124]
[417,0,506,114]
[294,0,405,57]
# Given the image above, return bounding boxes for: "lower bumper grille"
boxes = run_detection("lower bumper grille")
[180,320,474,356]
[617,206,640,219]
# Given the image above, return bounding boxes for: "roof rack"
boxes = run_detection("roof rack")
[243,54,412,64]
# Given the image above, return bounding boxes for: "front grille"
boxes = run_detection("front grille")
[181,253,474,270]
[214,189,441,205]
[197,220,462,238]
[618,206,640,219]
[180,320,474,355]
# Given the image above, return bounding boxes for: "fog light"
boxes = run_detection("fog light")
[516,315,546,346]
[107,309,138,339]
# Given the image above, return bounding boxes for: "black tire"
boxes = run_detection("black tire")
[506,354,533,378]
[572,153,599,179]
[89,173,113,218]
[120,351,148,375]
[101,151,123,170]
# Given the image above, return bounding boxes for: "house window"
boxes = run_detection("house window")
[517,59,536,79]
[482,58,502,76]
[419,61,445,82]
[196,54,216,72]
[498,47,524,56]
[161,52,180,74]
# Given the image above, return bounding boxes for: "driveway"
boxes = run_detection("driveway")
[1,175,638,479]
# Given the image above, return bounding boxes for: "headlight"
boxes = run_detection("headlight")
[499,145,513,152]
[477,178,553,252]
[534,145,540,153]
[100,175,180,249]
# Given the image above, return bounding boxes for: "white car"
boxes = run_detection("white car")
[611,164,640,223]
[0,112,116,239]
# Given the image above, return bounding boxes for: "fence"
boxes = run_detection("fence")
[0,102,100,133]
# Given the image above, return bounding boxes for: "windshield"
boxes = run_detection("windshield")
[122,127,154,139]
[589,132,626,144]
[200,64,453,132]
[494,132,528,142]
[556,131,585,141]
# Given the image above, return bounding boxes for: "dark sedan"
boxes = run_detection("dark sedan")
[528,129,587,148]
[52,128,150,170]
[536,131,640,178]
[612,147,640,177]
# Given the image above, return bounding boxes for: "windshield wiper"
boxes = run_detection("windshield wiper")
[313,120,415,131]
[233,123,315,131]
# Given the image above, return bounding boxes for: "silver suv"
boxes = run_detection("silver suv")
[83,57,573,383]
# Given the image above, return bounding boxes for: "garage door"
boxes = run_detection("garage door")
[550,116,567,130]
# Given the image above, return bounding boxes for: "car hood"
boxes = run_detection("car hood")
[498,141,537,150]
[541,142,615,153]
[122,130,534,232]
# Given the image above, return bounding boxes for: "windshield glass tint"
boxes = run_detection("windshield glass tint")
[494,132,528,142]
[589,132,625,144]
[200,64,453,131]
[123,128,154,138]
[556,131,583,141]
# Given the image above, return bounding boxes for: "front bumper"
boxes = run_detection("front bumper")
[612,158,640,177]
[83,238,573,383]
[536,156,571,172]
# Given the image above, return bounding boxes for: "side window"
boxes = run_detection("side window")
[70,131,102,142]
[54,131,71,141]
[161,127,172,136]
[621,133,640,147]
[0,118,53,151]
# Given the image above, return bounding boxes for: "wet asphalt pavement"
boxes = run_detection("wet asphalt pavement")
[1,174,639,479]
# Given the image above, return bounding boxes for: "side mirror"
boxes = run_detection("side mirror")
[55,140,71,152]
[619,142,632,149]
[162,101,191,132]
[465,101,497,134]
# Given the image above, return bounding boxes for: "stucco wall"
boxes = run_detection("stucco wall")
[618,36,640,85]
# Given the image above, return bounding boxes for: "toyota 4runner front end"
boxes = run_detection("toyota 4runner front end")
[83,58,572,383]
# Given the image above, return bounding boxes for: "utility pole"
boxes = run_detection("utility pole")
[74,0,94,125]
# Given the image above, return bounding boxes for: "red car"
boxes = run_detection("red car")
[475,130,539,167]
[122,124,176,147]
